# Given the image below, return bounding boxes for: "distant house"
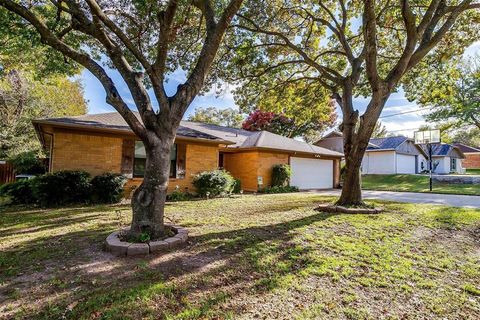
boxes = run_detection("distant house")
[315,131,344,153]
[363,136,427,174]
[419,144,465,174]
[453,143,480,169]
[32,112,344,194]
[315,134,465,174]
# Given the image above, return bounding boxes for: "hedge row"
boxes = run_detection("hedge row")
[0,171,127,207]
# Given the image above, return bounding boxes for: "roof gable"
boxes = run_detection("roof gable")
[420,143,465,158]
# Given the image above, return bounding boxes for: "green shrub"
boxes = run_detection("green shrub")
[0,179,36,204]
[33,170,91,207]
[167,188,194,202]
[232,178,242,194]
[192,170,235,197]
[271,164,292,187]
[260,185,299,194]
[90,173,127,204]
[9,151,46,175]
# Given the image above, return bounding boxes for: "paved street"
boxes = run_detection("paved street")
[312,189,480,209]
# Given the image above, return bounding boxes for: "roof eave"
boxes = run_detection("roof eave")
[32,119,236,145]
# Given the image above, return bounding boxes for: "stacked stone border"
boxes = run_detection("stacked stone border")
[316,204,383,214]
[106,224,188,257]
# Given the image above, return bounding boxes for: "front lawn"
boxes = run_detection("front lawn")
[466,168,480,175]
[1,194,479,319]
[362,174,480,195]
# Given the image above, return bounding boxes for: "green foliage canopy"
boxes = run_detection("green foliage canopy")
[406,55,480,130]
[0,70,87,158]
[187,106,244,128]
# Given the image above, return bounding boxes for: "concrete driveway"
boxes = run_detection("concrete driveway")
[311,189,480,209]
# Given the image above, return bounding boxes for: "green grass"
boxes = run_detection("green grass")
[466,168,480,175]
[362,174,480,195]
[1,194,479,319]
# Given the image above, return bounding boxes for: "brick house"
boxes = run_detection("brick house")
[33,112,343,195]
[454,143,480,169]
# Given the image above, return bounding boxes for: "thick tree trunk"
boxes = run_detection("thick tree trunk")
[336,88,388,206]
[337,151,364,206]
[128,134,174,240]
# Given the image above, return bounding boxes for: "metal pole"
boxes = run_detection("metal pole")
[429,143,433,191]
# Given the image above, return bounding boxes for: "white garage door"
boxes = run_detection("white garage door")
[396,154,416,174]
[290,157,333,189]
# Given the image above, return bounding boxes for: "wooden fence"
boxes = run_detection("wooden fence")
[0,162,16,185]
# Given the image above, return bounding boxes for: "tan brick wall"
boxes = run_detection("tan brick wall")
[463,153,480,169]
[257,151,289,188]
[224,152,259,191]
[123,143,219,196]
[224,151,288,191]
[52,130,123,176]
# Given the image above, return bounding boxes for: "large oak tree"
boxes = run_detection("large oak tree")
[0,0,243,239]
[223,0,480,205]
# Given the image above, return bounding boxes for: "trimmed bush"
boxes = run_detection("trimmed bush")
[33,170,91,207]
[9,151,46,175]
[261,185,299,194]
[192,170,235,197]
[0,179,36,205]
[232,178,242,194]
[271,164,292,187]
[91,173,127,204]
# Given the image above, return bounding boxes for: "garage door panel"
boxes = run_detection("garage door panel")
[396,154,416,174]
[290,157,333,189]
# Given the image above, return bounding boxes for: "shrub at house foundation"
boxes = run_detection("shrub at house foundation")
[193,170,235,197]
[271,164,292,187]
[33,170,92,207]
[90,173,127,204]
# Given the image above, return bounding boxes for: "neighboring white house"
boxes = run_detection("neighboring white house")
[316,134,466,175]
[316,134,427,174]
[362,136,427,174]
[418,144,465,174]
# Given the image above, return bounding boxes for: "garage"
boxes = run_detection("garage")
[290,157,333,189]
[396,154,417,174]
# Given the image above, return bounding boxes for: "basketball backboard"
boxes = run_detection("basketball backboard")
[414,129,441,145]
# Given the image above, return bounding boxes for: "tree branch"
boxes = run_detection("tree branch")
[0,0,148,140]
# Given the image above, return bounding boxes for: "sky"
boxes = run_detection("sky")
[82,41,480,139]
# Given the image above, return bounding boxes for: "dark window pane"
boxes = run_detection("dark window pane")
[134,158,146,177]
[133,141,177,178]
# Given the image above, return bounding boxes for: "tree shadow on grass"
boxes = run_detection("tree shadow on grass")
[36,211,339,319]
[2,208,339,319]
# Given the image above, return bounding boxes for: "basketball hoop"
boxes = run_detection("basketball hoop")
[414,129,441,145]
[414,129,441,192]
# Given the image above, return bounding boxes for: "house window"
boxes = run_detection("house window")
[450,158,456,171]
[133,141,177,178]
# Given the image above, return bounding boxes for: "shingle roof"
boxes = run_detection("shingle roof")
[322,131,343,139]
[430,144,452,156]
[239,131,343,156]
[34,112,231,142]
[419,143,465,158]
[180,121,254,147]
[367,136,409,150]
[453,143,480,153]
[34,112,343,157]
